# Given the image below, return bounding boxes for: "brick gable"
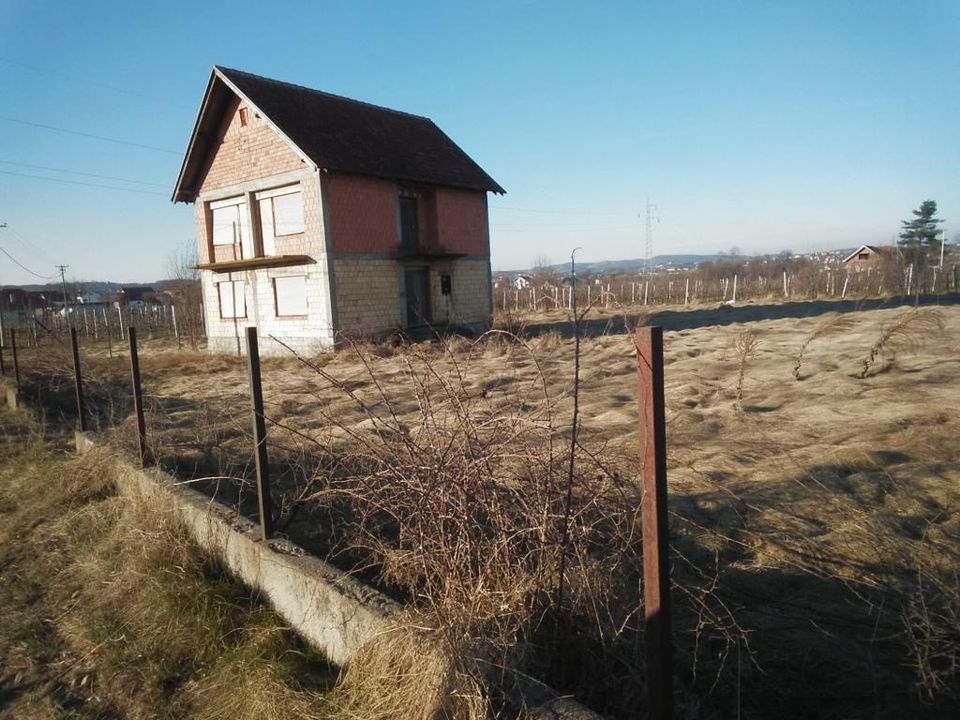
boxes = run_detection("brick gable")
[198,97,306,194]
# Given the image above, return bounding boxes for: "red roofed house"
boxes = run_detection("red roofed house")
[841,245,897,271]
[173,66,504,354]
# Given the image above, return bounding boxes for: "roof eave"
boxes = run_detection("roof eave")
[171,66,319,204]
[172,69,219,204]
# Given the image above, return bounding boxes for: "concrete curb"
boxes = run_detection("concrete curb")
[69,429,603,719]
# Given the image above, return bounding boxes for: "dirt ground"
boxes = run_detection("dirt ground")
[18,296,959,718]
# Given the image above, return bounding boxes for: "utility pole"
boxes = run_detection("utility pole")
[640,199,659,275]
[940,225,946,269]
[57,264,70,325]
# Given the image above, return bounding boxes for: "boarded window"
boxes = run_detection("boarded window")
[257,185,304,256]
[272,191,304,236]
[211,204,241,246]
[210,196,252,257]
[217,280,246,319]
[274,275,308,316]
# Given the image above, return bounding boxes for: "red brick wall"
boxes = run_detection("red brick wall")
[435,188,488,255]
[327,175,490,256]
[198,97,306,194]
[326,174,399,253]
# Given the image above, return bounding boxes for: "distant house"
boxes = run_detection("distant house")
[172,66,504,354]
[842,245,897,271]
[111,286,157,308]
[78,290,106,305]
[513,275,532,290]
[1,288,31,310]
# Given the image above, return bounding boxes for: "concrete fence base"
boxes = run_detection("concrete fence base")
[72,431,601,719]
[1,377,600,718]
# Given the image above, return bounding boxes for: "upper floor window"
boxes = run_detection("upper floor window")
[210,196,254,259]
[399,195,419,253]
[257,185,305,255]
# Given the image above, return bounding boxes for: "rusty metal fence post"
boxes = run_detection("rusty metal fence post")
[128,327,147,466]
[10,328,20,392]
[245,327,274,540]
[70,327,87,432]
[245,327,274,541]
[635,325,673,720]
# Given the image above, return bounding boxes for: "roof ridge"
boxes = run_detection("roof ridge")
[214,65,434,123]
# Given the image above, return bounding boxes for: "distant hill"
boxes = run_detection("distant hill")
[501,254,725,276]
[5,280,174,293]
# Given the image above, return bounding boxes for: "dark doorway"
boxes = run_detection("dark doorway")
[404,268,430,327]
[399,196,419,254]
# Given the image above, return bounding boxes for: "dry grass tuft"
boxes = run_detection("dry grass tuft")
[334,621,488,720]
[859,307,946,378]
[733,329,760,408]
[793,313,858,380]
[902,565,960,702]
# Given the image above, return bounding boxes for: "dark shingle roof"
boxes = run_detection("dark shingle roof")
[173,67,503,201]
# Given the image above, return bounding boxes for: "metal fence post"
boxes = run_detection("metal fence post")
[635,325,673,720]
[245,327,274,541]
[128,327,147,466]
[10,328,20,392]
[70,327,87,432]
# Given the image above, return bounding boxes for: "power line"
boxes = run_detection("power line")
[492,204,628,217]
[2,224,57,266]
[0,115,181,155]
[0,169,167,196]
[0,243,57,279]
[0,159,168,187]
[0,57,192,111]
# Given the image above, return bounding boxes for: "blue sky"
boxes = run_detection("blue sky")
[0,1,957,284]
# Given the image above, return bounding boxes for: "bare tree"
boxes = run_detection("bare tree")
[165,240,204,348]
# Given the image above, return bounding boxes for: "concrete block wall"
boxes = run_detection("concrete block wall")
[428,258,492,328]
[332,258,403,336]
[204,265,335,356]
[201,168,336,355]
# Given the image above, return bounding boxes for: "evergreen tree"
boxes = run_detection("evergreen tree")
[898,200,944,265]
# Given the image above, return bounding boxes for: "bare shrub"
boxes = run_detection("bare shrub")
[858,308,945,378]
[265,332,699,717]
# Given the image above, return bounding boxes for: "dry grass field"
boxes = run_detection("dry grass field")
[12,297,960,718]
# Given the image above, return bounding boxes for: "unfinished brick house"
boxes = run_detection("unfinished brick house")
[173,66,504,354]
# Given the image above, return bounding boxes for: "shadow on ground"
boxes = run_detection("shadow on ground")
[520,293,960,339]
[669,447,960,719]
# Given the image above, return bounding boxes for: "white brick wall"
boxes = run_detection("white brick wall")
[202,170,336,357]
